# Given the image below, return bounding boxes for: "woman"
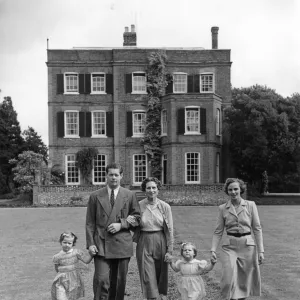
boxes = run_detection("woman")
[127,177,174,300]
[210,178,264,300]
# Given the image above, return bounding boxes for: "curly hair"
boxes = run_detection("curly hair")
[180,242,197,258]
[141,177,162,192]
[224,178,246,195]
[59,231,78,246]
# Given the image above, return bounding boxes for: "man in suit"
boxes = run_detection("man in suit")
[86,162,141,300]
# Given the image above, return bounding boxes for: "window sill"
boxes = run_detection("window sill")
[200,91,214,94]
[91,135,107,138]
[66,182,80,186]
[185,182,201,184]
[184,133,201,135]
[131,92,147,95]
[132,183,142,186]
[131,135,144,138]
[161,134,167,137]
[64,92,79,95]
[93,182,106,185]
[216,134,222,137]
[91,92,106,95]
[64,136,80,139]
[173,91,187,94]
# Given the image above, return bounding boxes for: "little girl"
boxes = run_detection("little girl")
[169,242,217,300]
[51,232,94,300]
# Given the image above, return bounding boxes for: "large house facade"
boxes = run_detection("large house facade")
[46,26,232,187]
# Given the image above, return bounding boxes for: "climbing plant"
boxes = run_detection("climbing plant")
[76,147,98,184]
[141,51,171,179]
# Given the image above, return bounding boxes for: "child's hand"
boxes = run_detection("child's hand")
[164,253,173,263]
[211,257,217,265]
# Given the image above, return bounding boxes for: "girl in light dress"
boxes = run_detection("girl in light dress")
[169,242,217,300]
[51,232,94,300]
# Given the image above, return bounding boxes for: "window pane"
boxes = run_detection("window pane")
[132,74,146,92]
[65,112,79,136]
[94,154,106,183]
[66,154,79,184]
[92,74,105,92]
[65,74,78,92]
[201,74,213,92]
[134,154,146,183]
[173,74,187,93]
[186,108,199,133]
[93,111,106,135]
[186,153,199,183]
[161,110,167,135]
[133,112,146,135]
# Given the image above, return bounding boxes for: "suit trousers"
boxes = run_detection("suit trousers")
[93,256,130,300]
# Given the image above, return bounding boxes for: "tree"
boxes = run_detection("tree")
[0,97,24,191]
[22,126,48,164]
[225,85,300,192]
[9,151,48,197]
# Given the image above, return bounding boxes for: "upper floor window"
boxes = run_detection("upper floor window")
[66,154,80,185]
[200,73,214,93]
[64,73,78,94]
[185,152,200,184]
[64,111,79,137]
[91,73,106,94]
[92,111,106,137]
[133,154,147,184]
[173,73,187,93]
[93,154,107,184]
[132,72,147,94]
[161,110,167,136]
[133,111,146,137]
[216,108,221,136]
[185,107,200,134]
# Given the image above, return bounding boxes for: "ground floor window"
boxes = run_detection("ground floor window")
[133,154,147,184]
[65,154,79,185]
[185,152,200,184]
[93,154,107,184]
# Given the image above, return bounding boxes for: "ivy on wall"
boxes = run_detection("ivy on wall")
[141,51,171,179]
[76,147,98,184]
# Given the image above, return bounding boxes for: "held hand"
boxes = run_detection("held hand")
[211,251,217,262]
[107,223,122,234]
[211,256,217,265]
[258,252,264,265]
[88,245,98,256]
[126,215,139,227]
[164,253,173,263]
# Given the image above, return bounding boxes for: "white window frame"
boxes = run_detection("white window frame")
[161,154,167,185]
[216,153,220,183]
[185,106,200,135]
[185,152,200,184]
[91,72,106,94]
[92,110,106,138]
[173,72,187,93]
[200,73,214,93]
[132,72,147,94]
[216,108,221,136]
[93,154,107,185]
[64,72,79,94]
[132,110,146,137]
[64,110,79,138]
[65,154,80,185]
[161,109,167,136]
[133,154,147,185]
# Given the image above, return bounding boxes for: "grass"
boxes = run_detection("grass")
[1,206,300,300]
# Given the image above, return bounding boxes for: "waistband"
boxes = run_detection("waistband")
[227,232,251,238]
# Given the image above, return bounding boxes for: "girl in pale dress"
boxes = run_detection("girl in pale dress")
[51,232,94,300]
[169,242,216,300]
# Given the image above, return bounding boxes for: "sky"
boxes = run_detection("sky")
[0,0,299,146]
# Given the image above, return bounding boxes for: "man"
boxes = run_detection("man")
[86,162,141,300]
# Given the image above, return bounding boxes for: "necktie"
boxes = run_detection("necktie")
[110,190,115,207]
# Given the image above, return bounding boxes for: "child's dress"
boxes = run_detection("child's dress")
[51,249,85,300]
[173,259,208,300]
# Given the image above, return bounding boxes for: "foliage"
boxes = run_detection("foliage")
[9,151,47,195]
[22,126,48,164]
[141,51,170,179]
[0,97,24,191]
[224,85,300,192]
[76,147,98,184]
[50,164,65,185]
[0,167,9,194]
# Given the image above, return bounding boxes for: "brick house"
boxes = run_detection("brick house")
[46,25,232,187]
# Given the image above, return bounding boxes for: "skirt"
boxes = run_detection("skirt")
[136,231,168,299]
[220,236,261,300]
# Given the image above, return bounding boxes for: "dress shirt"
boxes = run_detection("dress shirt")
[141,201,164,231]
[107,186,120,207]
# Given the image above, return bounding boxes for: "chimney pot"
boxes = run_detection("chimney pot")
[123,24,137,46]
[211,26,219,49]
[131,24,135,32]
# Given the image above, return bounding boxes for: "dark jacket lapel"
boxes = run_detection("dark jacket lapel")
[97,187,110,216]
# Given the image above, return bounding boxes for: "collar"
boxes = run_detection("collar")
[226,198,246,208]
[107,186,120,196]
[62,248,74,254]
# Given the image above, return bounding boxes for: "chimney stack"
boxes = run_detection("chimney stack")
[123,24,137,46]
[211,26,219,49]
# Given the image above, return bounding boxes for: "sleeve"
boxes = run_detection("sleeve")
[198,260,208,270]
[166,204,174,253]
[251,201,264,253]
[52,254,60,265]
[211,206,225,252]
[120,191,141,229]
[86,194,97,249]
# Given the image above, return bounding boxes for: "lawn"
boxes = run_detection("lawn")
[0,206,299,300]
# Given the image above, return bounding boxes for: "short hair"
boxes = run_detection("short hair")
[105,162,123,175]
[180,242,197,258]
[141,177,162,192]
[224,178,246,195]
[59,232,78,246]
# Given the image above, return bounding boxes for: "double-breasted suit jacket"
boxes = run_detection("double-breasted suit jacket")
[86,186,141,259]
